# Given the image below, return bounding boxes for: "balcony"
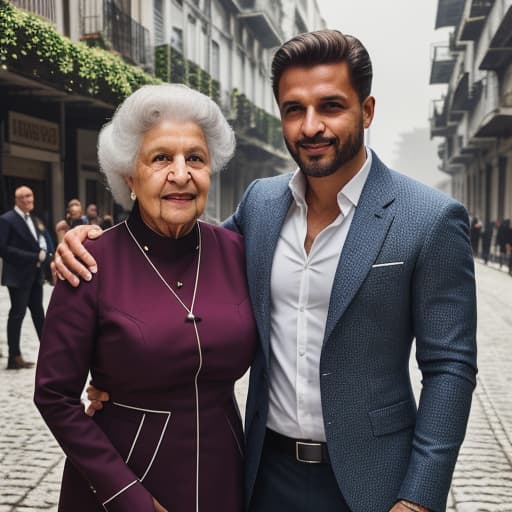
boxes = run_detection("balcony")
[479,3,512,70]
[435,0,465,28]
[430,43,456,84]
[474,108,512,136]
[459,0,495,40]
[437,141,465,174]
[237,0,283,48]
[452,73,484,111]
[11,0,56,24]
[430,97,454,138]
[79,0,152,71]
[469,73,512,137]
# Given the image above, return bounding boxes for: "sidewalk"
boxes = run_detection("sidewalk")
[0,261,511,511]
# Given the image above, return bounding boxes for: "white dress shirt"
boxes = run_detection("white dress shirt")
[15,206,47,254]
[266,150,372,441]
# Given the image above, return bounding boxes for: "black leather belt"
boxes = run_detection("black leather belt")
[265,428,330,464]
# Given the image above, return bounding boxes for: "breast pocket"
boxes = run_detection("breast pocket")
[361,262,406,307]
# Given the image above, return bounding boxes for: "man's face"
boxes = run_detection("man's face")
[277,61,374,179]
[68,204,83,220]
[86,204,98,219]
[14,187,34,214]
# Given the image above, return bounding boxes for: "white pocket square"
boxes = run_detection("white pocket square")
[372,261,404,268]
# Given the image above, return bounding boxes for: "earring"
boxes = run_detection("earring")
[130,191,136,201]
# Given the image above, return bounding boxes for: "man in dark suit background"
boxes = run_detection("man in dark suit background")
[0,186,52,369]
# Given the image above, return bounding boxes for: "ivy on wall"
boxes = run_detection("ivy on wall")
[231,89,285,151]
[0,1,160,106]
[0,1,285,152]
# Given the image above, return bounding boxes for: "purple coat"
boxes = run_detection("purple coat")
[35,209,257,512]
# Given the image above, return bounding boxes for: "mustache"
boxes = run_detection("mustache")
[297,136,337,146]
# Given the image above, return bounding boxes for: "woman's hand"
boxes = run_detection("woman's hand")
[152,497,168,512]
[53,225,103,286]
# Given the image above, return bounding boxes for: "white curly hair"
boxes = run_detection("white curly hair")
[98,84,236,210]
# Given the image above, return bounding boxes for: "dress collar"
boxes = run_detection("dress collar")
[126,202,199,260]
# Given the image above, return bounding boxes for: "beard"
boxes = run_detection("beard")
[285,115,364,178]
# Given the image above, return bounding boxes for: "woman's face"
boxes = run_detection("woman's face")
[126,120,211,238]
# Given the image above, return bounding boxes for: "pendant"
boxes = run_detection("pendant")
[185,312,202,323]
[177,281,183,289]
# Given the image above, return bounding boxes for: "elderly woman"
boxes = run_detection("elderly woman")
[34,84,257,512]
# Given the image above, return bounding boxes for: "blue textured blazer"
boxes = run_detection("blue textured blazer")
[224,151,477,512]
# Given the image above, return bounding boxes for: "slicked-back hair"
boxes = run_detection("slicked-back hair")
[271,29,373,103]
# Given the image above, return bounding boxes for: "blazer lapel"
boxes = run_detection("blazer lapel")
[323,153,396,345]
[252,184,293,366]
[12,211,36,243]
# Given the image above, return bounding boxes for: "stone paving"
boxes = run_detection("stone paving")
[0,262,511,511]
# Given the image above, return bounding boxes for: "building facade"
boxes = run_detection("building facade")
[430,0,512,224]
[0,0,325,237]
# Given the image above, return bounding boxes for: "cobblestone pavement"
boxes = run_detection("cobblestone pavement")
[0,262,511,511]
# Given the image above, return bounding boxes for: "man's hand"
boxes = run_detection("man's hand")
[84,385,110,417]
[152,497,168,512]
[53,225,103,287]
[390,500,430,512]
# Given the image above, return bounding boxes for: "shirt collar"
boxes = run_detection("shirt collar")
[14,206,28,218]
[288,147,373,213]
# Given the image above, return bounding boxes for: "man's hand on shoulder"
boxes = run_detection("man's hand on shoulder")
[53,224,103,287]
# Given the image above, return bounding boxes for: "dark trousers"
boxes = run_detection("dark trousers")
[249,439,351,512]
[7,279,44,363]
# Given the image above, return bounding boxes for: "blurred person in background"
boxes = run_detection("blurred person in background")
[0,186,52,369]
[55,199,87,243]
[85,203,102,226]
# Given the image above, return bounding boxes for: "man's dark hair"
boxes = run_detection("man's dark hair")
[271,29,373,103]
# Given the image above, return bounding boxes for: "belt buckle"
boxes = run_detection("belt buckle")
[295,441,322,464]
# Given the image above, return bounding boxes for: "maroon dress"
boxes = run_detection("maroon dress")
[34,206,257,512]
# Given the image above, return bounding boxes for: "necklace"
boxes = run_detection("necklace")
[124,220,202,323]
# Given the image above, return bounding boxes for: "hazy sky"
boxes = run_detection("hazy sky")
[315,0,451,186]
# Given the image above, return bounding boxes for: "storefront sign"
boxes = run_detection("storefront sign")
[9,112,59,152]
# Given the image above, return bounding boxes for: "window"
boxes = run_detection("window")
[171,27,183,52]
[212,41,220,81]
[154,0,165,46]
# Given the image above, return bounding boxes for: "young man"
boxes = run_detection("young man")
[54,30,477,512]
[0,186,52,369]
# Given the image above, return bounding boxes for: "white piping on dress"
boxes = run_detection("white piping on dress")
[101,479,138,509]
[192,307,203,512]
[140,412,171,482]
[125,413,146,464]
[112,402,171,482]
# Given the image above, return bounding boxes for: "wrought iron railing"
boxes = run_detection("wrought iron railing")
[79,0,152,71]
[11,0,56,24]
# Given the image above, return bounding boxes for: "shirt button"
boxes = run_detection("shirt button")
[299,306,305,312]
